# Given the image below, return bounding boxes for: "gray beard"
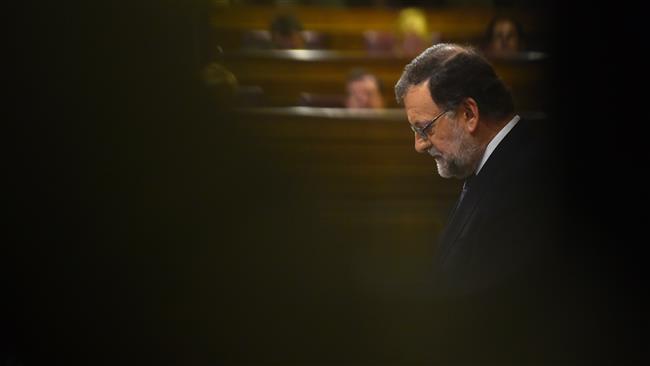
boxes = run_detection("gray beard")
[428,131,482,179]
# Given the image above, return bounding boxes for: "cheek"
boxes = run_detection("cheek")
[423,137,447,156]
[430,131,449,148]
[434,141,451,156]
[432,132,460,157]
[371,94,383,106]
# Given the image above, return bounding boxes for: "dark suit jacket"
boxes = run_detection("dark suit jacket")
[434,118,562,297]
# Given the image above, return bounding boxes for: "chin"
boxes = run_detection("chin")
[435,161,453,179]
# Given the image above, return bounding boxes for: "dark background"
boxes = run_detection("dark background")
[6,0,648,364]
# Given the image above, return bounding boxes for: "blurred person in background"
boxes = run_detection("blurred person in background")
[482,15,525,57]
[345,68,385,109]
[200,61,239,106]
[364,7,437,56]
[396,7,438,57]
[270,13,306,49]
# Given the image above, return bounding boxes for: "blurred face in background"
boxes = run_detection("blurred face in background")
[397,7,430,57]
[271,31,305,49]
[345,75,384,109]
[489,19,520,54]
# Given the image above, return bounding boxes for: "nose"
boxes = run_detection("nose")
[414,133,432,153]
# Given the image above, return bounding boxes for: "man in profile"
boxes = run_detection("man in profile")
[395,44,561,297]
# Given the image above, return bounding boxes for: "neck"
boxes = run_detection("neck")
[477,113,514,147]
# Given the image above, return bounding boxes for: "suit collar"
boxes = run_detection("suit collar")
[475,115,520,175]
[437,118,533,265]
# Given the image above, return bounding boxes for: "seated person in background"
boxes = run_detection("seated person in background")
[364,7,438,57]
[243,14,324,50]
[201,62,265,108]
[200,62,238,107]
[482,15,525,57]
[396,7,437,57]
[345,68,385,109]
[270,14,305,49]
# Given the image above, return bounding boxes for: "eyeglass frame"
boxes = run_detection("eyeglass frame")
[410,109,448,139]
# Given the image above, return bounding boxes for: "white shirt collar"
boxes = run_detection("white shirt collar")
[475,115,520,175]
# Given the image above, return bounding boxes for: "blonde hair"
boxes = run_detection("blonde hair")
[396,8,429,40]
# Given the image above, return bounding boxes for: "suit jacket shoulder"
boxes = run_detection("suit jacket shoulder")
[435,119,561,297]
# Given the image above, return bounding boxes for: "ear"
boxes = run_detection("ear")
[461,97,480,133]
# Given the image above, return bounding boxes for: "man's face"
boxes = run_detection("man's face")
[345,76,384,109]
[404,82,480,179]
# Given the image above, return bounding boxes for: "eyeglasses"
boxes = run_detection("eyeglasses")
[410,110,447,139]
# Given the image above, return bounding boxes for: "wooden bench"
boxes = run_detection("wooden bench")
[222,49,552,111]
[233,107,546,216]
[211,5,552,51]
[220,106,551,308]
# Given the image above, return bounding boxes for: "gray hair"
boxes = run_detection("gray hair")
[395,43,514,121]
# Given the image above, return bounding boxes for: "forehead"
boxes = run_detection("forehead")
[494,20,517,34]
[347,76,379,93]
[348,76,379,90]
[403,82,441,122]
[404,82,436,109]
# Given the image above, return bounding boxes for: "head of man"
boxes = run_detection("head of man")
[270,14,305,49]
[345,69,385,109]
[395,44,515,179]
